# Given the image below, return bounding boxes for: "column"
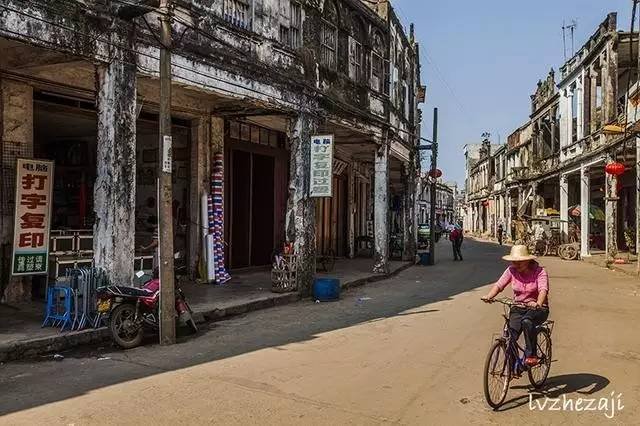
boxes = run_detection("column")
[0,80,34,302]
[560,175,569,242]
[589,68,598,134]
[402,161,417,261]
[188,116,211,277]
[347,164,356,259]
[285,113,317,296]
[605,156,618,264]
[603,46,618,125]
[580,165,590,257]
[506,193,512,241]
[373,141,389,274]
[531,182,538,216]
[94,40,137,286]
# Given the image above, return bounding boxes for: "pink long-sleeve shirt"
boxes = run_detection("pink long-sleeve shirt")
[495,262,549,305]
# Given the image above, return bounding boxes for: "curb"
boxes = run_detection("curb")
[0,263,413,363]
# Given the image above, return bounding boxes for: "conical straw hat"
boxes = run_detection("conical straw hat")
[502,245,537,262]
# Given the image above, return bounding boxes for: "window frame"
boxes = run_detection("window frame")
[321,19,338,70]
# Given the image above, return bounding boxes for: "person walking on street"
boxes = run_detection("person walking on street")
[450,224,464,261]
[497,223,504,245]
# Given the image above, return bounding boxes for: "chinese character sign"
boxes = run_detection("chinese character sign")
[12,159,54,275]
[310,135,334,198]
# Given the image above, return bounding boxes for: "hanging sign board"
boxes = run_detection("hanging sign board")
[12,159,54,276]
[162,135,173,173]
[310,135,334,197]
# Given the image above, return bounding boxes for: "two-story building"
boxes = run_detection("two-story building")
[0,0,424,302]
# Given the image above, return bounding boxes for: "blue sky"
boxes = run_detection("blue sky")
[392,0,634,186]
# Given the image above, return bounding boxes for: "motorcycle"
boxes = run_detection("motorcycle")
[96,276,198,349]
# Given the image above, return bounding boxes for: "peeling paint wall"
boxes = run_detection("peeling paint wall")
[285,113,317,295]
[93,28,137,286]
[0,80,34,302]
[373,140,389,273]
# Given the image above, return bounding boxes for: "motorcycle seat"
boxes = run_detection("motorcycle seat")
[109,286,154,297]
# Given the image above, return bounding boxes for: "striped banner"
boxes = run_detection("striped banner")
[208,153,230,284]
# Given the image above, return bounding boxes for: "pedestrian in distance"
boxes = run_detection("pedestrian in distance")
[497,223,504,245]
[450,224,464,261]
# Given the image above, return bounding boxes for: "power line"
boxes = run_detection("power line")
[3,1,421,141]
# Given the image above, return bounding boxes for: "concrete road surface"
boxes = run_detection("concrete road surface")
[1,239,639,424]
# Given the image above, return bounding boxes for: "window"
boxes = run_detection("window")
[321,1,338,70]
[348,37,362,81]
[290,2,302,49]
[321,21,337,69]
[371,31,388,94]
[279,1,303,49]
[349,17,365,82]
[224,0,251,30]
[279,25,290,47]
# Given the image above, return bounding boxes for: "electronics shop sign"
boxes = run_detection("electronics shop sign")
[12,159,54,275]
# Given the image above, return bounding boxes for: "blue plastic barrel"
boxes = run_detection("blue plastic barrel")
[313,277,341,301]
[419,253,430,265]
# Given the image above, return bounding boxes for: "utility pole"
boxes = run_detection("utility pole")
[429,108,438,265]
[158,0,176,345]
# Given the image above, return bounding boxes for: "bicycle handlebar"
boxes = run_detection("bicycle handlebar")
[481,297,547,310]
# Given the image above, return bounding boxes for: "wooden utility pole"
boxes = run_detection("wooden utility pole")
[429,108,438,265]
[158,0,176,345]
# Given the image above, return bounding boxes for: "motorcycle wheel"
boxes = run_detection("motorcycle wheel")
[109,304,144,349]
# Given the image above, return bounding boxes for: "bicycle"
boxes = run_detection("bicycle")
[482,297,554,409]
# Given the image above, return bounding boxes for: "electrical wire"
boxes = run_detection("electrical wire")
[3,0,422,142]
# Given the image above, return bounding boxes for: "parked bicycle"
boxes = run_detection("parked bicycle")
[482,297,554,409]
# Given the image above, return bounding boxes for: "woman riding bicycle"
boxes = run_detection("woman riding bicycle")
[481,245,549,367]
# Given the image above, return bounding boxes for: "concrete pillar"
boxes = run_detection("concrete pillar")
[560,175,569,242]
[590,68,598,133]
[603,45,618,125]
[567,91,574,144]
[347,164,356,259]
[576,71,584,140]
[531,182,538,216]
[285,113,317,296]
[286,113,317,296]
[373,140,389,274]
[580,165,590,256]
[605,156,618,263]
[188,116,211,278]
[0,80,34,303]
[402,162,417,261]
[94,39,137,286]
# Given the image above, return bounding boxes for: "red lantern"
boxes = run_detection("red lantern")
[428,168,443,178]
[482,200,490,207]
[605,162,625,176]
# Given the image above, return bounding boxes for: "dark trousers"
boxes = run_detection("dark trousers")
[509,307,549,357]
[452,239,463,260]
[497,232,503,245]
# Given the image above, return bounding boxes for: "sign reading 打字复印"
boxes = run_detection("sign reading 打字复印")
[310,135,334,197]
[12,159,54,275]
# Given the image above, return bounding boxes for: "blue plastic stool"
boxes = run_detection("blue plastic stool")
[42,285,74,331]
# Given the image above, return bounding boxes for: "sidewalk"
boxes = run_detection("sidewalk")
[0,259,412,362]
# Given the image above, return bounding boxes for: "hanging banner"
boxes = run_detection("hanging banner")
[12,159,54,276]
[310,135,334,197]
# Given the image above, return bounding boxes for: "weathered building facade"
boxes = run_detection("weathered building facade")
[463,12,640,265]
[0,0,423,302]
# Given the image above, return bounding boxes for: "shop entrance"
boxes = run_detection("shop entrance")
[225,120,288,269]
[315,175,349,258]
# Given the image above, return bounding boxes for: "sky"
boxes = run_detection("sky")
[392,0,634,186]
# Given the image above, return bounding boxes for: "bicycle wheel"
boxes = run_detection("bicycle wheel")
[528,328,552,389]
[483,340,511,409]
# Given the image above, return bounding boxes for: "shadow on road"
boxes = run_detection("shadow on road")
[0,239,511,415]
[499,373,610,411]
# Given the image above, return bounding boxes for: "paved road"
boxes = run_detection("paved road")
[1,239,639,424]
